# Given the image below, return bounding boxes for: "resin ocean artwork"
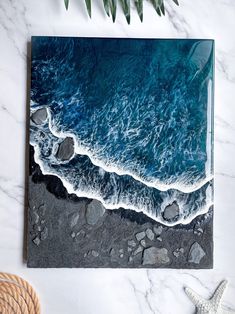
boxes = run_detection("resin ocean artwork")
[28,37,214,268]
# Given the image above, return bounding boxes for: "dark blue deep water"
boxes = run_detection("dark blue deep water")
[30,37,214,225]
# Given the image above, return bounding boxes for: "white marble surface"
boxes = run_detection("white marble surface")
[0,0,235,313]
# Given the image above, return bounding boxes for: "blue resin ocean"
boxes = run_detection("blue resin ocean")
[30,37,214,226]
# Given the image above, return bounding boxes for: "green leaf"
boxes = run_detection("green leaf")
[103,0,110,16]
[85,0,92,17]
[120,0,130,24]
[64,0,69,10]
[135,0,143,22]
[160,1,165,15]
[156,7,161,16]
[151,0,162,16]
[109,0,117,22]
[63,0,180,23]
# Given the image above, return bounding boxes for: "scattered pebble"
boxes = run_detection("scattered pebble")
[38,204,46,216]
[188,242,206,264]
[153,226,163,236]
[135,231,145,241]
[140,239,147,247]
[33,224,42,232]
[109,248,120,262]
[32,236,41,246]
[194,227,204,235]
[91,250,99,257]
[173,247,184,258]
[128,240,137,247]
[56,137,74,161]
[86,200,105,225]
[40,226,48,241]
[76,230,86,238]
[110,248,115,256]
[70,231,76,238]
[31,108,48,125]
[31,212,39,224]
[146,228,154,241]
[163,201,179,221]
[69,212,80,228]
[142,247,170,266]
[133,246,143,256]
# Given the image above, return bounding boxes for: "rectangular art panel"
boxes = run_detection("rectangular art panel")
[28,37,214,268]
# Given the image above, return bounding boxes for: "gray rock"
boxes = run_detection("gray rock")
[133,246,143,256]
[135,231,145,241]
[146,228,154,241]
[163,201,179,221]
[119,249,124,254]
[156,237,162,242]
[129,256,133,263]
[120,254,124,258]
[56,137,74,161]
[31,108,48,125]
[70,231,76,238]
[32,236,41,246]
[91,250,99,257]
[173,251,180,258]
[110,248,119,262]
[33,224,37,231]
[140,239,147,247]
[33,224,42,232]
[86,200,105,225]
[38,204,46,216]
[142,247,170,266]
[31,212,39,224]
[173,248,184,258]
[77,230,86,238]
[110,248,115,256]
[128,240,137,247]
[68,212,79,228]
[188,242,206,264]
[40,227,48,241]
[153,226,163,236]
[38,225,42,232]
[75,230,85,239]
[194,227,204,235]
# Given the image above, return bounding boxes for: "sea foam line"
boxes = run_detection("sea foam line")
[32,141,213,226]
[45,107,213,194]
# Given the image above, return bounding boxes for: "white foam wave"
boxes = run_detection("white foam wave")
[32,137,213,227]
[45,107,213,194]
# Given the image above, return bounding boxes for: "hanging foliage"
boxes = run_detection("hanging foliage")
[64,0,179,24]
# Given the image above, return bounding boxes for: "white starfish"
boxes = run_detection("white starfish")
[185,280,235,314]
